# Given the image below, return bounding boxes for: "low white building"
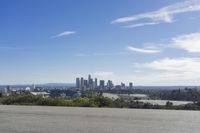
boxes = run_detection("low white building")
[103,93,119,100]
[31,92,50,98]
[118,94,148,101]
[103,93,148,101]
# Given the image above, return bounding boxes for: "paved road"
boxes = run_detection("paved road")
[0,105,200,133]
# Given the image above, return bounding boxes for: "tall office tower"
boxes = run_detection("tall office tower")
[84,80,88,89]
[33,83,36,90]
[99,80,105,90]
[95,78,98,89]
[129,82,133,89]
[76,78,80,88]
[88,75,91,84]
[5,85,11,94]
[107,80,113,90]
[121,82,125,89]
[89,78,93,90]
[88,74,93,90]
[81,77,84,89]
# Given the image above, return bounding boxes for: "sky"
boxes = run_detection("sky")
[1,0,200,85]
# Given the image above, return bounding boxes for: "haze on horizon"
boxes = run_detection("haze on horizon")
[1,0,200,86]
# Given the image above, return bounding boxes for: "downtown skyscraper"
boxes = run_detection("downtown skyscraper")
[76,74,134,90]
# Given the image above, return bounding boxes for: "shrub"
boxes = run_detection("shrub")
[166,101,173,107]
[73,97,91,107]
[37,98,68,106]
[94,96,112,107]
[1,95,41,105]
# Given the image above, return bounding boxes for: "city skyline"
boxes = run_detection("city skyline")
[1,0,200,85]
[75,74,132,90]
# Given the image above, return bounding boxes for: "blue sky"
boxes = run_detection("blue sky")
[1,0,200,85]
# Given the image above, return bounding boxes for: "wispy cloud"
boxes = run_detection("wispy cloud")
[112,0,200,28]
[123,22,159,28]
[52,31,76,38]
[126,32,200,54]
[171,32,200,53]
[76,46,161,57]
[126,46,161,54]
[76,32,200,57]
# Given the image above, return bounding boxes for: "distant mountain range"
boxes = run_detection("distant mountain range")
[0,83,75,89]
[39,83,75,87]
[0,83,200,90]
[134,86,200,90]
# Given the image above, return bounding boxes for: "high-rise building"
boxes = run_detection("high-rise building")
[107,80,113,90]
[94,78,98,88]
[80,77,84,89]
[88,75,91,82]
[88,74,91,86]
[84,80,88,88]
[121,82,125,89]
[89,79,94,89]
[4,85,11,94]
[129,82,133,89]
[88,74,93,89]
[76,78,80,88]
[99,80,105,89]
[33,83,36,90]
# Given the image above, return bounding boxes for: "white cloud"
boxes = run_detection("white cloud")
[52,31,76,38]
[112,0,200,28]
[138,57,200,72]
[123,22,159,28]
[127,46,161,54]
[94,71,114,77]
[132,57,200,85]
[171,33,200,53]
